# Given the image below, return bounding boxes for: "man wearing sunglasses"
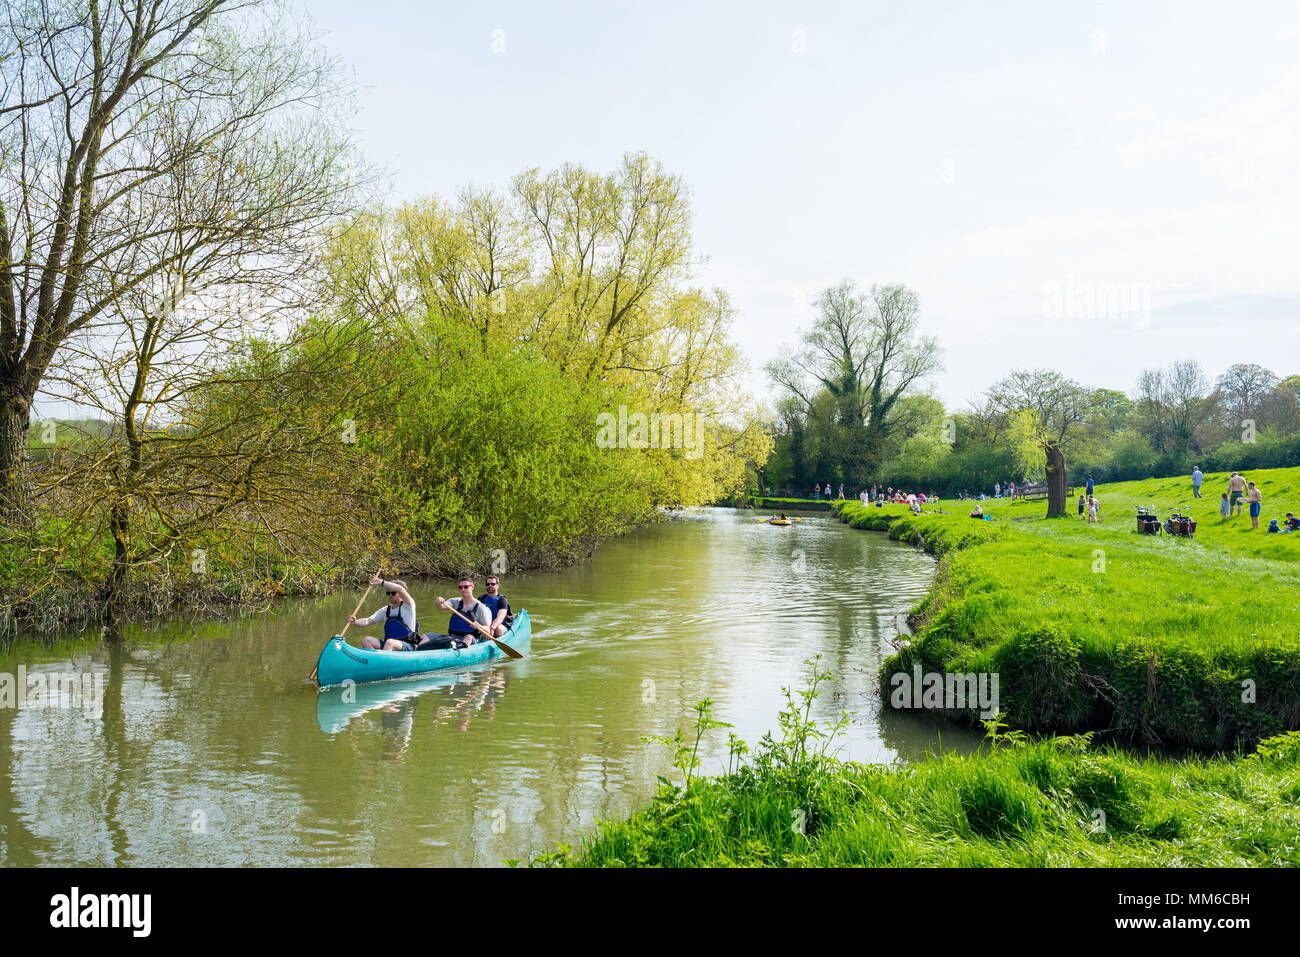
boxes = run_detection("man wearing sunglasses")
[419,575,493,650]
[349,577,419,651]
[479,575,514,637]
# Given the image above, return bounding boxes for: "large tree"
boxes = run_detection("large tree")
[1133,360,1212,454]
[766,280,940,484]
[1215,363,1279,429]
[0,0,358,522]
[987,369,1091,517]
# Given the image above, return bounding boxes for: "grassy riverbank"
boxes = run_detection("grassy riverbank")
[841,466,1300,751]
[547,467,1300,867]
[538,670,1300,867]
[0,514,626,641]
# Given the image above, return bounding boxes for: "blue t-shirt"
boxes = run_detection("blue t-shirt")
[479,593,513,627]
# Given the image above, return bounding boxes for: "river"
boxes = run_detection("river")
[0,508,981,866]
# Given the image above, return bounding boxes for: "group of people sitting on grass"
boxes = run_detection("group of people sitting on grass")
[857,486,939,510]
[350,574,514,652]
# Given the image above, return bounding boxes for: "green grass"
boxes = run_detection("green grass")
[540,668,1300,867]
[750,496,833,510]
[837,466,1300,750]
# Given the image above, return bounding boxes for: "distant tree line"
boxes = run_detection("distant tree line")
[762,283,1298,512]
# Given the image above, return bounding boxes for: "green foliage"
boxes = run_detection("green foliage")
[643,698,733,791]
[981,710,1028,749]
[548,693,1300,867]
[1247,730,1300,764]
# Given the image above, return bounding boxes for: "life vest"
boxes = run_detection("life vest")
[448,600,480,636]
[384,603,415,641]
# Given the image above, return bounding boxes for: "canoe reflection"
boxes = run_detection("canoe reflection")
[316,668,512,736]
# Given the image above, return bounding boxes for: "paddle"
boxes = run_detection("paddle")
[309,566,382,683]
[442,602,523,659]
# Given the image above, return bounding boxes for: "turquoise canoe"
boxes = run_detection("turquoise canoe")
[314,609,531,688]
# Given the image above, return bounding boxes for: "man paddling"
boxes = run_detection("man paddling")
[349,577,419,651]
[479,574,514,638]
[417,575,493,650]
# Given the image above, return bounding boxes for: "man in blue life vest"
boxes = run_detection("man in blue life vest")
[417,575,493,650]
[479,574,514,637]
[349,577,419,651]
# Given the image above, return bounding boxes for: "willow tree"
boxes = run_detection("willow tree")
[320,156,765,510]
[766,280,941,484]
[987,369,1091,517]
[0,0,359,523]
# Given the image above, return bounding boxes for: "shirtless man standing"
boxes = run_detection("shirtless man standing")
[1228,472,1247,517]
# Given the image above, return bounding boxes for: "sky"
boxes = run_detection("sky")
[283,1,1300,411]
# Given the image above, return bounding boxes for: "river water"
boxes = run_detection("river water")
[0,508,980,866]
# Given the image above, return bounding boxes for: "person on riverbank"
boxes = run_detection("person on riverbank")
[1285,512,1300,531]
[1192,466,1203,498]
[419,576,493,650]
[350,577,419,651]
[1078,494,1086,519]
[1228,472,1246,516]
[1085,475,1094,498]
[994,482,1001,498]
[479,574,514,637]
[812,484,820,500]
[1220,492,1231,521]
[1247,482,1262,530]
[837,483,845,500]
[1087,495,1099,524]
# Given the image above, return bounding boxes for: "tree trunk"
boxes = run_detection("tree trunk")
[101,499,131,628]
[754,464,767,497]
[0,386,32,525]
[1045,442,1067,517]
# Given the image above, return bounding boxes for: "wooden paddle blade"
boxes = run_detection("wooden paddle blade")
[492,637,524,659]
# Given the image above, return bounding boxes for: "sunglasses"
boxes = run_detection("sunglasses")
[486,581,499,586]
[386,591,397,596]
[458,584,473,589]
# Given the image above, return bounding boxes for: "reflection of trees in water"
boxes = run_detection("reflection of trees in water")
[0,703,54,864]
[101,641,131,864]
